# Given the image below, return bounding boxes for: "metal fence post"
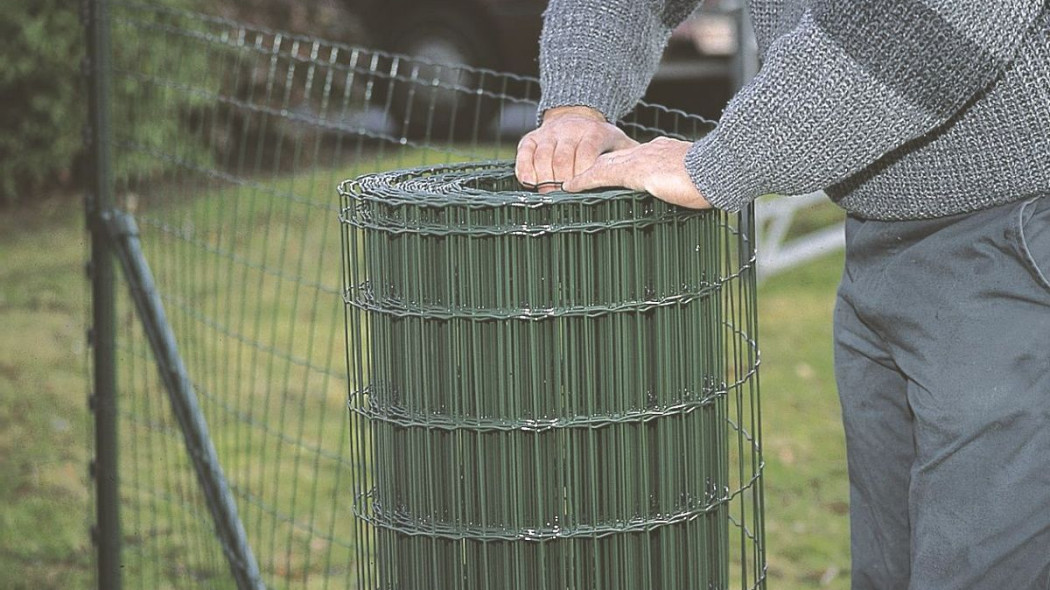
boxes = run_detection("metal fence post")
[84,0,121,587]
[102,211,266,590]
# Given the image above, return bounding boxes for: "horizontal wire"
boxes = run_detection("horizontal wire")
[343,281,724,320]
[353,488,732,542]
[349,382,728,432]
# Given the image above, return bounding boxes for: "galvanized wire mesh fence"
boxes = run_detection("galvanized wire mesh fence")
[91,1,764,587]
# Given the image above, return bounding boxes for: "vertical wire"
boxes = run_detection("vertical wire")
[147,12,187,573]
[712,210,729,587]
[238,33,284,559]
[178,20,210,575]
[112,11,146,585]
[581,202,600,590]
[296,43,340,587]
[223,29,261,523]
[726,209,747,587]
[526,219,550,590]
[339,184,360,590]
[273,38,323,581]
[190,17,230,577]
[267,39,322,581]
[498,217,521,590]
[253,37,303,571]
[744,204,766,588]
[206,26,243,552]
[160,13,211,575]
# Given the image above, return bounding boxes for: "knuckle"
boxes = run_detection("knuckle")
[579,136,603,150]
[553,155,575,171]
[532,138,555,154]
[533,145,555,161]
[553,140,575,155]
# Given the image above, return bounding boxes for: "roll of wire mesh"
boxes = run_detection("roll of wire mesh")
[340,161,751,589]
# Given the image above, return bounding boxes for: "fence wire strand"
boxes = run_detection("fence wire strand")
[102,2,764,588]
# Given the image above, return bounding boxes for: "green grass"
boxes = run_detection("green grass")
[0,178,848,588]
[758,250,849,587]
[0,199,94,589]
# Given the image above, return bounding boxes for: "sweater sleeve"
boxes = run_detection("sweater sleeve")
[537,0,704,121]
[687,1,1046,212]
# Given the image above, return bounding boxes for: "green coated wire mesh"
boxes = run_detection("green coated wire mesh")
[339,162,759,588]
[98,1,764,588]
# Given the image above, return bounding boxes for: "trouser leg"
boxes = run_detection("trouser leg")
[900,197,1050,589]
[834,286,913,589]
[840,196,1050,589]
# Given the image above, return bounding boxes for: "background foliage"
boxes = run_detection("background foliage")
[0,0,365,207]
[0,0,84,205]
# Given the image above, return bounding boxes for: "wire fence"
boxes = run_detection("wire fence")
[91,2,765,587]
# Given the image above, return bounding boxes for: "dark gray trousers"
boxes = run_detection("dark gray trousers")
[834,195,1050,589]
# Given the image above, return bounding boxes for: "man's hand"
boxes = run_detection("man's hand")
[565,137,711,209]
[515,106,638,194]
[515,106,710,209]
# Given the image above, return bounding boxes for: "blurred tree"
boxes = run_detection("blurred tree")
[0,0,82,205]
[0,0,366,208]
[214,0,368,44]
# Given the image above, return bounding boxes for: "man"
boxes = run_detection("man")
[515,1,1050,588]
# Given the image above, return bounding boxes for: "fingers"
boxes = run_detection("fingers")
[563,152,625,193]
[552,140,577,184]
[531,139,558,193]
[562,138,712,209]
[515,135,577,192]
[515,132,562,192]
[514,111,631,192]
[514,136,537,187]
[515,134,582,194]
[573,137,602,177]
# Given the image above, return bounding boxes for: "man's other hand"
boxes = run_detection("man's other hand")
[565,137,711,209]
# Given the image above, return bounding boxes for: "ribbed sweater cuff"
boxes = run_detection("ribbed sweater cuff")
[537,59,626,124]
[685,131,761,213]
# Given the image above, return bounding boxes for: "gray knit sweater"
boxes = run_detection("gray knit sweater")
[538,0,1050,220]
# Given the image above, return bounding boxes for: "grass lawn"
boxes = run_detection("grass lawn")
[758,245,849,586]
[0,199,94,588]
[0,187,849,589]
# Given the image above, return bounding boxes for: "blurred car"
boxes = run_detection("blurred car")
[352,0,738,133]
